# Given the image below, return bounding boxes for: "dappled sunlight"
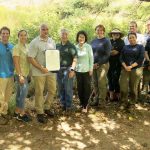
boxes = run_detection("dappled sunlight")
[0,106,150,150]
[56,137,87,150]
[120,145,130,150]
[89,136,100,144]
[144,120,150,126]
[128,137,143,149]
[1,98,150,149]
[135,104,148,111]
[0,140,4,144]
[42,126,53,131]
[88,113,120,133]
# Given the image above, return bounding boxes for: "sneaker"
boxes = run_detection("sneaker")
[37,114,48,124]
[0,116,9,125]
[17,114,32,122]
[82,107,88,113]
[13,112,19,118]
[44,109,55,117]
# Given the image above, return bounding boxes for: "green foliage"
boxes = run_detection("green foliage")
[0,0,150,45]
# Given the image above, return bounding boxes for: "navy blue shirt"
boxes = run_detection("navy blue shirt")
[109,38,125,65]
[145,37,150,55]
[120,44,144,69]
[91,37,111,65]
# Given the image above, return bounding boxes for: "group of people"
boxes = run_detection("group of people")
[0,19,150,125]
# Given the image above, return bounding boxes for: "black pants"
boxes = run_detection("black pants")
[76,72,91,108]
[107,62,121,93]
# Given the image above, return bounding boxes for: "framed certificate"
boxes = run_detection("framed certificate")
[45,50,60,71]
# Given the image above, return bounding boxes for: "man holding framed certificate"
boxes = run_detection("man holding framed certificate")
[56,29,77,112]
[28,24,56,124]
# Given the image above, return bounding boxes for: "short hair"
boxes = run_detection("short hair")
[76,30,88,43]
[130,21,137,27]
[0,26,10,34]
[60,28,69,36]
[95,24,105,32]
[128,32,137,39]
[18,30,27,37]
[40,24,48,29]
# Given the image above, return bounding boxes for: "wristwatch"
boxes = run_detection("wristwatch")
[18,74,23,77]
[70,67,74,71]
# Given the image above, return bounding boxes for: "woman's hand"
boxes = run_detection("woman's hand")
[93,63,99,69]
[40,67,49,74]
[125,66,132,71]
[111,50,119,56]
[19,75,25,84]
[69,70,75,78]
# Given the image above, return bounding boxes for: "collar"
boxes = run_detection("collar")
[77,42,86,48]
[0,41,9,46]
[97,37,105,40]
[38,36,49,42]
[61,41,70,46]
[18,42,26,47]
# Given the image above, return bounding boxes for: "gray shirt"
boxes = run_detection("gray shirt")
[28,36,56,76]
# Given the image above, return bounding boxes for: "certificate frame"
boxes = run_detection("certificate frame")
[45,49,60,71]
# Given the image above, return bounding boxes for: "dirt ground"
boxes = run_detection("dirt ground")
[0,96,150,150]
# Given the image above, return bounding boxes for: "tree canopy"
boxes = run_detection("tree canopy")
[0,0,150,44]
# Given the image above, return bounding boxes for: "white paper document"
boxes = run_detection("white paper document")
[45,50,60,71]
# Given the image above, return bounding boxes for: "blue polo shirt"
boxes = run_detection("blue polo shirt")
[0,41,14,78]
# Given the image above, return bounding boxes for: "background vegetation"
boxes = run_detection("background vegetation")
[0,0,150,44]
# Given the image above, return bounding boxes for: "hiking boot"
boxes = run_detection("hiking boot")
[17,114,32,122]
[82,106,88,113]
[44,109,55,117]
[37,114,48,124]
[13,112,19,118]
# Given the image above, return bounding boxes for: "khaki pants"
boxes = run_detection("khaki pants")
[33,74,56,114]
[0,77,14,115]
[93,63,109,102]
[120,68,143,103]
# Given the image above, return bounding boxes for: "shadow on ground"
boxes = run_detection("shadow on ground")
[0,96,150,150]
